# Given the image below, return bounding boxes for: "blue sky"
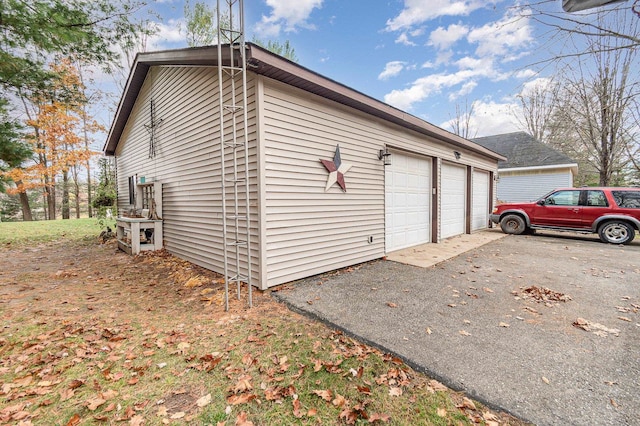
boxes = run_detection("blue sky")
[102,0,581,138]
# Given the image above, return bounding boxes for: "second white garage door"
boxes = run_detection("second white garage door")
[385,152,431,252]
[441,162,466,239]
[472,170,490,231]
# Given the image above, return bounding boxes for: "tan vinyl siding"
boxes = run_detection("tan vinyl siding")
[261,80,386,287]
[114,66,261,286]
[260,79,498,287]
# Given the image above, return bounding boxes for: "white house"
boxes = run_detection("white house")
[473,132,578,203]
[103,43,504,290]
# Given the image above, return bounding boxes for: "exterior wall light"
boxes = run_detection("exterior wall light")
[454,151,462,160]
[378,148,392,166]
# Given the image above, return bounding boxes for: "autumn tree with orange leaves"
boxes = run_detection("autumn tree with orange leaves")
[3,59,102,220]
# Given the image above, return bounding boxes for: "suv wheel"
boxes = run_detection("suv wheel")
[598,221,635,245]
[500,214,526,235]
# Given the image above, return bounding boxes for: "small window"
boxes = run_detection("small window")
[612,191,640,209]
[586,190,608,207]
[128,176,135,205]
[545,190,580,206]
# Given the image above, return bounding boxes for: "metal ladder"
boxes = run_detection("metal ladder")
[216,0,252,310]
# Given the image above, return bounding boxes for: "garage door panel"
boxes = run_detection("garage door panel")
[472,170,489,231]
[385,152,431,252]
[441,163,466,239]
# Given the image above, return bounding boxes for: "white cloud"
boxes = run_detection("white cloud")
[148,19,185,50]
[386,0,499,32]
[385,71,481,110]
[379,61,406,80]
[467,9,533,58]
[439,98,521,137]
[514,69,537,79]
[520,77,553,97]
[255,0,323,37]
[384,55,506,110]
[395,32,416,46]
[448,81,477,101]
[428,23,469,50]
[468,99,521,137]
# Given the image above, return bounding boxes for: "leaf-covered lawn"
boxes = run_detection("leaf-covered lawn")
[0,238,530,425]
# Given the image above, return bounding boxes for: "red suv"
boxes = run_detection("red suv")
[490,187,640,244]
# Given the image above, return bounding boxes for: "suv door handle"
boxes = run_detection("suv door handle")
[569,208,580,213]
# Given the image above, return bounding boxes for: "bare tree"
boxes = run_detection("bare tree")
[515,77,561,143]
[448,99,478,139]
[548,27,639,186]
[519,1,640,60]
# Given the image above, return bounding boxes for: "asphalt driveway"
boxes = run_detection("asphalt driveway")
[274,232,640,425]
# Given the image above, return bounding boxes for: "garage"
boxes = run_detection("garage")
[472,170,490,231]
[385,151,431,252]
[441,162,466,239]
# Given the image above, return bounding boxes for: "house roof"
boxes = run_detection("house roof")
[472,132,577,170]
[103,43,505,161]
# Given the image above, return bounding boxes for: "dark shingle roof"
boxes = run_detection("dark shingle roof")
[472,132,576,169]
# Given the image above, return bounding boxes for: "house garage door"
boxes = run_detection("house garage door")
[441,162,466,239]
[472,170,490,231]
[385,151,431,252]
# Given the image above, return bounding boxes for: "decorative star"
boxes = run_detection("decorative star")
[320,144,352,192]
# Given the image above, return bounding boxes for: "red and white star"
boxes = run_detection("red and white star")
[320,145,352,192]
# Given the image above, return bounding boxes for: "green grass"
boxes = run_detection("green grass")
[0,217,109,245]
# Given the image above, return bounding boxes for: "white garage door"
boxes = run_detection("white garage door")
[385,152,431,252]
[441,162,466,239]
[472,170,490,231]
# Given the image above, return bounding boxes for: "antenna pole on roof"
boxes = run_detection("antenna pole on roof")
[216,0,252,311]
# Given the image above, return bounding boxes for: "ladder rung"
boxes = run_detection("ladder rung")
[228,274,248,282]
[223,105,243,112]
[223,142,245,148]
[227,240,247,247]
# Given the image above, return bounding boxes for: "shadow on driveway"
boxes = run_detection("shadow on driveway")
[274,234,640,426]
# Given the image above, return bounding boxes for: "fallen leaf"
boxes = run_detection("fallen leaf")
[459,397,476,410]
[386,302,397,308]
[59,388,75,401]
[436,407,447,417]
[312,389,332,402]
[332,393,346,407]
[369,412,391,422]
[130,415,144,425]
[170,411,185,419]
[235,411,254,426]
[196,394,212,407]
[499,322,510,328]
[542,376,550,384]
[618,316,631,322]
[227,394,257,405]
[429,380,448,392]
[66,414,81,426]
[389,387,402,396]
[425,327,432,335]
[459,330,471,336]
[292,398,303,418]
[86,396,106,411]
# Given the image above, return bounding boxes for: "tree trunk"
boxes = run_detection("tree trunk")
[72,166,81,219]
[46,184,56,220]
[62,170,70,219]
[15,180,33,221]
[86,160,92,218]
